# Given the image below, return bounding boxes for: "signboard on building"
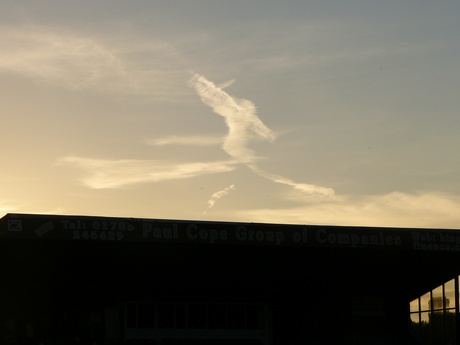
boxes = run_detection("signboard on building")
[1,213,460,252]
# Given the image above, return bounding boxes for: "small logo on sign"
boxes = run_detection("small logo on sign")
[8,220,22,231]
[35,221,54,237]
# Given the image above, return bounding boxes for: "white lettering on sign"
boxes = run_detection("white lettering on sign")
[235,226,284,245]
[411,231,460,251]
[61,220,87,230]
[49,217,460,252]
[185,224,228,243]
[61,219,133,241]
[91,220,134,232]
[72,230,124,241]
[292,228,308,243]
[315,229,402,248]
[143,223,179,240]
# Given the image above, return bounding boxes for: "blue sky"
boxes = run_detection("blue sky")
[1,1,460,228]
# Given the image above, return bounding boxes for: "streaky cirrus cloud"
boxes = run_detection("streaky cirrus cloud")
[207,184,236,209]
[0,25,188,101]
[0,202,17,213]
[147,136,223,146]
[248,164,335,197]
[188,73,276,163]
[217,78,236,89]
[235,192,460,229]
[0,26,125,88]
[58,156,237,189]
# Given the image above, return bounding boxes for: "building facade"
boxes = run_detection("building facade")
[1,213,460,344]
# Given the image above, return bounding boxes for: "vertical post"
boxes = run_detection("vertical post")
[430,290,433,345]
[442,283,446,345]
[155,302,158,329]
[418,296,422,342]
[455,277,459,345]
[185,303,189,329]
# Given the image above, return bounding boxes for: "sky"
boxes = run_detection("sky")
[1,1,460,228]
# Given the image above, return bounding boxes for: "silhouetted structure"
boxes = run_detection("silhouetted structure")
[1,213,460,344]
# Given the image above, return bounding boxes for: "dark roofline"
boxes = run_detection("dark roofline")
[1,213,460,252]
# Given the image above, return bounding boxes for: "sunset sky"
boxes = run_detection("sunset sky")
[1,1,459,228]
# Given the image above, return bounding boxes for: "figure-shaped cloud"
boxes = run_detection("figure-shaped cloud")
[188,73,276,163]
[188,73,334,197]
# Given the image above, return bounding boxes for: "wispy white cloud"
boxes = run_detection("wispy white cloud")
[0,26,126,88]
[0,25,188,101]
[188,73,276,163]
[189,73,335,197]
[207,184,236,209]
[235,192,460,229]
[59,156,237,189]
[217,78,236,89]
[0,202,17,214]
[59,74,333,199]
[147,136,222,146]
[248,165,334,197]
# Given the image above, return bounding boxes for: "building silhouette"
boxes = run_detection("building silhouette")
[2,213,460,344]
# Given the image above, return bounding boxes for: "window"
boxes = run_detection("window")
[138,304,155,328]
[125,302,267,330]
[208,304,227,329]
[188,304,207,329]
[410,278,458,345]
[126,303,137,329]
[158,304,175,329]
